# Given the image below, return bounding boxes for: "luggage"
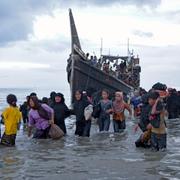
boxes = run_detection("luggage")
[48,124,64,140]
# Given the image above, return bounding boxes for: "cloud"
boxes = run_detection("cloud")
[0,0,57,45]
[33,38,70,53]
[0,62,50,70]
[161,10,180,23]
[136,45,180,90]
[79,0,161,7]
[133,30,154,38]
[0,0,162,45]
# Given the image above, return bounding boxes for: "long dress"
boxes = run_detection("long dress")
[73,99,91,137]
[51,102,70,134]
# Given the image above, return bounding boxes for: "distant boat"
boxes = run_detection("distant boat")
[67,9,141,103]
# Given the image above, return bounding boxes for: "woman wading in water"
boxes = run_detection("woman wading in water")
[112,92,132,132]
[51,93,70,134]
[28,96,54,139]
[72,90,91,137]
[98,90,113,132]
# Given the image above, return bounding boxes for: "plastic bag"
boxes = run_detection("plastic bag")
[48,124,64,140]
[84,104,93,120]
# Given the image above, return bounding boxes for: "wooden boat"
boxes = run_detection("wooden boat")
[67,9,141,103]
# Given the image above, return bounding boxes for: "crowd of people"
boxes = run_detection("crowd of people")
[131,84,180,151]
[85,53,141,88]
[0,83,180,152]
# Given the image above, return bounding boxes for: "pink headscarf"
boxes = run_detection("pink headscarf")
[113,92,125,112]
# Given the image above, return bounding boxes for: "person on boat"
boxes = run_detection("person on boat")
[90,56,94,65]
[103,61,110,74]
[166,89,179,119]
[86,53,90,60]
[92,56,97,66]
[97,58,102,69]
[119,61,126,73]
[112,92,132,132]
[98,90,113,132]
[51,93,70,134]
[1,94,22,146]
[28,96,54,139]
[71,90,91,137]
[148,92,167,151]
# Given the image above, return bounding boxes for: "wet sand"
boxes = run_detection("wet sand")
[0,117,180,180]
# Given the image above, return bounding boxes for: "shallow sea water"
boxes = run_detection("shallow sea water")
[0,88,180,180]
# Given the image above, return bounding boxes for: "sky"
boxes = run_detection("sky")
[0,0,180,92]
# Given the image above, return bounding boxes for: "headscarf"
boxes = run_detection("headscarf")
[113,92,125,112]
[55,93,65,103]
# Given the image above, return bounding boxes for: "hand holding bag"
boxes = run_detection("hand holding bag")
[49,124,64,140]
[84,104,93,120]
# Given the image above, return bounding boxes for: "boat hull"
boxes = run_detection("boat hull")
[67,55,133,102]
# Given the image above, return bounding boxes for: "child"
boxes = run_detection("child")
[1,94,22,146]
[98,90,113,132]
[112,92,132,132]
[148,92,167,151]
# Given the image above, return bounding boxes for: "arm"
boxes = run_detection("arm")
[28,112,34,137]
[125,103,132,116]
[106,101,114,114]
[106,108,113,114]
[2,108,8,121]
[64,104,71,118]
[42,104,54,124]
[151,98,161,114]
[49,111,54,124]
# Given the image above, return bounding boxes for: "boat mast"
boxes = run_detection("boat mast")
[69,8,82,54]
